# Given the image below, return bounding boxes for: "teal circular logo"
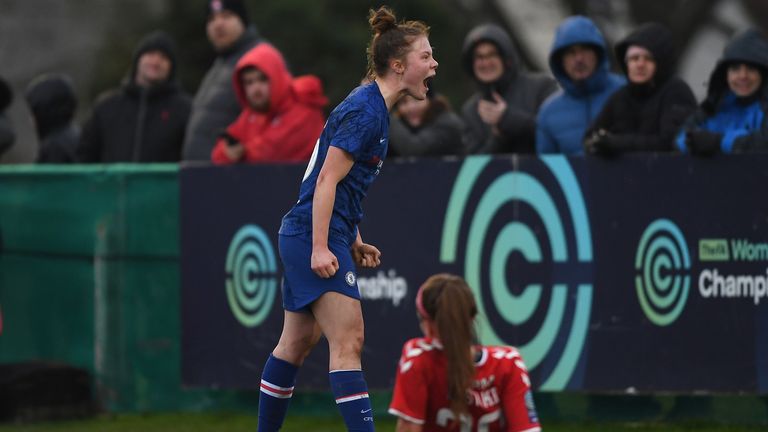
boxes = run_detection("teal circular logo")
[635,219,690,326]
[440,156,592,391]
[225,225,277,327]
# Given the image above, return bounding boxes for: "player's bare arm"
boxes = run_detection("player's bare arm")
[311,146,354,278]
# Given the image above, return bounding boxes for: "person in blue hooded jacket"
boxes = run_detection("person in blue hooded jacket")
[536,16,624,155]
[676,28,768,155]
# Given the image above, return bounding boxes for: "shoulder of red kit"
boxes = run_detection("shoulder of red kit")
[401,337,440,359]
[483,345,523,361]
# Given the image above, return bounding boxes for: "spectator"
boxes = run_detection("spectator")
[584,23,697,155]
[388,86,465,158]
[676,28,768,155]
[182,0,262,161]
[461,24,557,154]
[25,74,79,163]
[388,274,541,432]
[0,76,15,157]
[211,43,327,164]
[537,16,624,155]
[78,31,191,162]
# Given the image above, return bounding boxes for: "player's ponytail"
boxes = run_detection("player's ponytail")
[368,5,398,36]
[366,6,430,80]
[417,274,478,418]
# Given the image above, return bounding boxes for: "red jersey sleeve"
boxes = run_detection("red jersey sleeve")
[498,349,540,432]
[388,339,429,425]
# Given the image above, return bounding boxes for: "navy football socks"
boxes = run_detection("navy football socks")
[257,354,298,432]
[329,369,375,431]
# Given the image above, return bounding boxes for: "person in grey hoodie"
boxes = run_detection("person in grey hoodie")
[181,0,261,161]
[461,23,558,154]
[536,16,624,155]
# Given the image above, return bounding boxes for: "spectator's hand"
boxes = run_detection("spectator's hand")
[584,129,615,155]
[687,130,721,156]
[217,131,244,162]
[311,246,339,278]
[351,242,381,268]
[477,92,507,129]
[223,141,244,162]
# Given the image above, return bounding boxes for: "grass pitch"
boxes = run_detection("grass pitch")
[0,413,765,431]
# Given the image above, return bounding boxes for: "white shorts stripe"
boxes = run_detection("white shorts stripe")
[335,392,369,404]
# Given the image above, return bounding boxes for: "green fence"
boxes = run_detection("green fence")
[0,164,225,412]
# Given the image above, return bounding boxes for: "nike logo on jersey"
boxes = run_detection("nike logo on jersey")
[361,408,372,414]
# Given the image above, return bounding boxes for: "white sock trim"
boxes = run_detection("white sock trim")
[335,392,369,404]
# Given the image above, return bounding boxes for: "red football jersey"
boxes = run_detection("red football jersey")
[389,337,541,432]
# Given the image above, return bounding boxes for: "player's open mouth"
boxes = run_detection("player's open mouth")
[423,76,433,90]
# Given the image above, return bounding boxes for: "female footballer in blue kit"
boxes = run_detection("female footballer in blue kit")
[256,6,438,432]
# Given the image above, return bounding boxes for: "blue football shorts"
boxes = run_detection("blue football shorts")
[278,232,360,312]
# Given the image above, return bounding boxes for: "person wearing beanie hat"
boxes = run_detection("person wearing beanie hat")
[77,30,191,162]
[676,28,768,155]
[25,73,80,163]
[206,0,250,52]
[182,0,262,161]
[133,31,178,85]
[460,23,557,155]
[207,0,249,28]
[0,76,14,157]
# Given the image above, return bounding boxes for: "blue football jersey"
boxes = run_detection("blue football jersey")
[279,82,389,245]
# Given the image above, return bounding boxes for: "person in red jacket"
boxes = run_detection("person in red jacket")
[211,43,327,164]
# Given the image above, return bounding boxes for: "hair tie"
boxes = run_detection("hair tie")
[415,284,429,319]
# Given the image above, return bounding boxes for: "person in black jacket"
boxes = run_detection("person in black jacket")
[78,31,191,162]
[0,76,15,157]
[25,74,80,163]
[584,22,697,155]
